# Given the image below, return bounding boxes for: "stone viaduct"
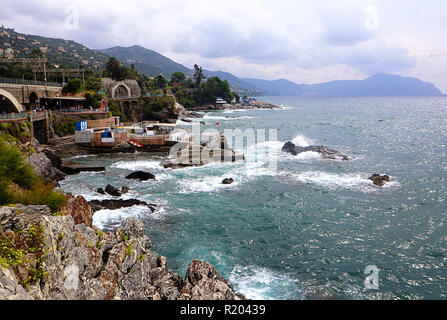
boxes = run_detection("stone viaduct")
[0,81,62,113]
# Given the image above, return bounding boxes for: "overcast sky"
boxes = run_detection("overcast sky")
[1,0,446,92]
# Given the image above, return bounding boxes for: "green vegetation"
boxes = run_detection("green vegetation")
[62,78,83,94]
[0,222,49,287]
[141,96,175,119]
[0,136,67,212]
[121,230,130,242]
[126,243,134,257]
[53,118,76,137]
[86,76,101,92]
[85,91,103,109]
[170,72,186,84]
[107,98,122,118]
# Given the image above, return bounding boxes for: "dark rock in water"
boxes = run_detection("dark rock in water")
[125,171,156,181]
[121,186,130,194]
[88,199,157,212]
[105,184,121,197]
[282,141,298,156]
[282,141,351,161]
[60,160,106,175]
[222,178,234,185]
[369,174,390,187]
[97,188,105,195]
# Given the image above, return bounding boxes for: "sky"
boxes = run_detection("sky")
[1,0,446,92]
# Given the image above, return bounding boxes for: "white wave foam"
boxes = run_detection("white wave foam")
[229,265,301,300]
[203,115,255,120]
[295,151,322,160]
[287,171,379,191]
[177,174,240,194]
[223,109,249,114]
[111,160,163,171]
[93,205,153,230]
[292,134,314,147]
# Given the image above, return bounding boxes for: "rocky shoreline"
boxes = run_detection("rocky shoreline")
[0,198,245,300]
[180,99,281,119]
[1,138,245,300]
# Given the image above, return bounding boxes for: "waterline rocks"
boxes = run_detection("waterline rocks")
[179,260,246,300]
[282,141,351,161]
[88,199,157,213]
[105,184,122,197]
[125,171,156,181]
[59,160,106,175]
[222,178,235,185]
[369,174,391,187]
[0,205,244,300]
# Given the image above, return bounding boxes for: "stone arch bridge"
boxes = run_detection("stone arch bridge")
[0,80,62,113]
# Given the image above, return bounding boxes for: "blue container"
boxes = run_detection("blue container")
[76,121,87,131]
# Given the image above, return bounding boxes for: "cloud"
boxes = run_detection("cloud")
[1,0,446,91]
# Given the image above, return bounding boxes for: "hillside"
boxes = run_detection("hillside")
[242,78,302,96]
[0,27,442,96]
[298,74,442,97]
[100,45,191,78]
[0,26,108,69]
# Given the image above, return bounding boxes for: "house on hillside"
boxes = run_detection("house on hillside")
[17,36,26,40]
[4,48,14,58]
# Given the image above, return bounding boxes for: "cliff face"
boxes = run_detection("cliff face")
[0,199,245,300]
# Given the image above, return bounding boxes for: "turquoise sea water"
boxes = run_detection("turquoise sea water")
[60,96,447,300]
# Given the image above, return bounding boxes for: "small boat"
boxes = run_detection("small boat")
[128,139,143,148]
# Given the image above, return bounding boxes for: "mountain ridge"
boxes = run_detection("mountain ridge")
[0,26,442,96]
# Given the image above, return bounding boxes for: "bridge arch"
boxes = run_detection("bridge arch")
[29,92,38,103]
[0,89,23,113]
[111,83,131,99]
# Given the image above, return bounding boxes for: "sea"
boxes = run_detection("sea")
[60,96,447,300]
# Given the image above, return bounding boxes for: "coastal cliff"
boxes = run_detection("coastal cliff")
[0,199,245,300]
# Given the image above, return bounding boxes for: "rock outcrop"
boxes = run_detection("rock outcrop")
[26,151,66,186]
[105,185,121,197]
[125,171,156,181]
[0,203,244,300]
[88,199,157,213]
[282,141,351,161]
[369,174,391,187]
[222,178,234,185]
[62,195,94,227]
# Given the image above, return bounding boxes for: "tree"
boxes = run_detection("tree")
[170,72,186,84]
[154,75,168,89]
[200,77,232,105]
[62,78,83,94]
[193,64,205,87]
[86,76,101,92]
[105,57,127,81]
[231,92,240,103]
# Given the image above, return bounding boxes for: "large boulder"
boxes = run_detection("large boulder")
[105,184,121,197]
[26,152,66,185]
[222,178,234,185]
[125,171,156,181]
[282,141,351,161]
[179,260,245,300]
[369,174,391,187]
[63,195,94,227]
